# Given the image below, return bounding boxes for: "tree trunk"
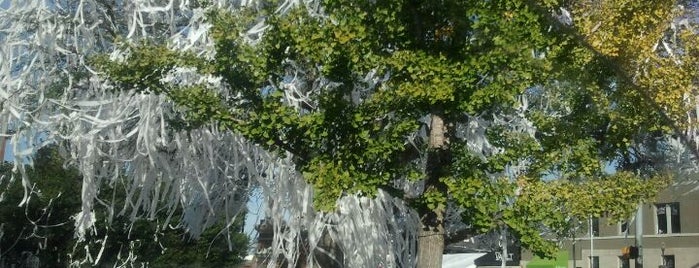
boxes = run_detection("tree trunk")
[417,113,449,268]
[417,226,444,268]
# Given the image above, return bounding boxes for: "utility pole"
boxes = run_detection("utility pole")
[635,205,643,268]
[589,217,594,268]
[572,236,576,268]
[0,115,7,162]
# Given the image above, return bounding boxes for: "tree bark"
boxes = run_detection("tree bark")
[417,113,449,268]
[417,226,444,268]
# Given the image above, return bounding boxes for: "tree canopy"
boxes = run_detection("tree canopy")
[1,0,697,267]
[94,0,696,267]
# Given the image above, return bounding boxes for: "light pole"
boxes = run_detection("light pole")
[635,205,643,268]
[660,242,666,268]
[589,217,594,268]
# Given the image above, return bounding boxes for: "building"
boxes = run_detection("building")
[562,182,699,268]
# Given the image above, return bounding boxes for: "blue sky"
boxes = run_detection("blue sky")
[243,188,264,252]
[2,138,10,161]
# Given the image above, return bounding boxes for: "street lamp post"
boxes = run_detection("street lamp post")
[660,242,666,268]
[635,205,643,268]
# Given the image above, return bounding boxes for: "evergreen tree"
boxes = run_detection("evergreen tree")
[0,146,249,267]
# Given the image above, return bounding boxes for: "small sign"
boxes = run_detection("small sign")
[474,246,521,266]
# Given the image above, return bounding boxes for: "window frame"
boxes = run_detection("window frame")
[662,254,675,268]
[590,256,600,268]
[619,221,628,235]
[655,202,681,234]
[590,217,599,237]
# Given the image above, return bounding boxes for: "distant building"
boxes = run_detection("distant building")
[522,182,699,268]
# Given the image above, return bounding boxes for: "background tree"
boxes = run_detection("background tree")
[97,0,695,267]
[0,147,80,267]
[0,0,261,252]
[0,146,249,267]
[72,178,251,267]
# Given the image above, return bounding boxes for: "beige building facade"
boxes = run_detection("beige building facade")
[571,182,699,268]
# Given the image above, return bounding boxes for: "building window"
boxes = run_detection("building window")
[590,218,599,236]
[662,255,675,268]
[619,221,628,235]
[656,203,681,234]
[590,256,600,268]
[618,256,630,268]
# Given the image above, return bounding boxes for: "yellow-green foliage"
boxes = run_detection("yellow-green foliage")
[572,0,698,130]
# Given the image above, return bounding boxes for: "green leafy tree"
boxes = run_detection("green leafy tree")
[69,167,250,267]
[96,0,696,266]
[74,212,249,267]
[0,146,249,267]
[0,147,81,267]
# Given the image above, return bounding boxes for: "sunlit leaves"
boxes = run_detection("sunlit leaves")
[510,171,669,258]
[570,0,699,131]
[573,0,672,58]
